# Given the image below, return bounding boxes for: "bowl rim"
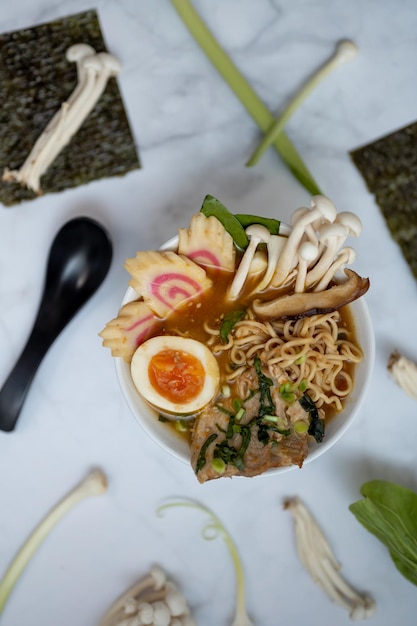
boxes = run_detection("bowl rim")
[115,233,375,475]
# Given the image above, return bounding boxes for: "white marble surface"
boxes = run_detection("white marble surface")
[1,1,417,624]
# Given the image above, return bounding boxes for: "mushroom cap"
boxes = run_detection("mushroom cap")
[310,195,337,223]
[245,223,271,243]
[334,211,362,237]
[299,240,319,263]
[150,566,167,590]
[290,206,310,226]
[66,43,96,62]
[335,39,359,63]
[318,222,347,244]
[96,52,122,76]
[152,601,171,626]
[81,54,104,73]
[338,246,356,265]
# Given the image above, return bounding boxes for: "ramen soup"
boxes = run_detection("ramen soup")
[100,195,370,483]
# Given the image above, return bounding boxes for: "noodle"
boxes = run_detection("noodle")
[208,310,362,413]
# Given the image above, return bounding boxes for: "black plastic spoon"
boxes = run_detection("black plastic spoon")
[0,216,112,432]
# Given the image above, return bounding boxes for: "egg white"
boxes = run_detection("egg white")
[130,335,220,417]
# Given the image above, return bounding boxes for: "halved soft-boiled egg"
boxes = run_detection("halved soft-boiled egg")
[130,335,220,417]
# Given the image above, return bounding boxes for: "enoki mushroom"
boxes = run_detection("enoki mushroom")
[284,496,376,620]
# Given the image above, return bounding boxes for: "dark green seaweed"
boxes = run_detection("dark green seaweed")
[350,122,417,280]
[0,9,140,207]
[299,392,324,443]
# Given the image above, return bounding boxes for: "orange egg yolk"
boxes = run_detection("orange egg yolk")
[148,349,205,404]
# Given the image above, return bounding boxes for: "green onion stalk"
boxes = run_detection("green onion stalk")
[158,499,254,625]
[0,469,108,618]
[170,0,322,196]
[246,40,358,167]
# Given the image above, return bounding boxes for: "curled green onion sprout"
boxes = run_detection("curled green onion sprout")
[157,499,254,625]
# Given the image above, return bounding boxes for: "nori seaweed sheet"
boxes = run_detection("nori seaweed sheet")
[0,9,140,207]
[350,122,417,280]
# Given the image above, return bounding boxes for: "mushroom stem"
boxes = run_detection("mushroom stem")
[228,224,271,298]
[284,496,376,620]
[0,469,107,617]
[29,52,120,193]
[290,207,320,246]
[305,222,347,288]
[387,351,417,402]
[295,241,319,293]
[24,55,101,193]
[2,47,121,194]
[313,246,356,291]
[9,44,97,190]
[254,234,286,292]
[272,195,337,287]
[98,567,195,626]
[246,40,358,167]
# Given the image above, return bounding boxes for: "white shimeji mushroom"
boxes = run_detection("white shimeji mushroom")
[387,351,417,402]
[334,211,363,248]
[295,240,319,293]
[23,54,104,193]
[254,234,287,292]
[284,496,376,620]
[152,601,172,626]
[4,43,98,192]
[2,46,121,194]
[29,52,121,192]
[305,222,347,288]
[67,43,96,81]
[272,195,337,287]
[314,246,356,292]
[165,583,191,617]
[98,566,194,626]
[228,224,271,298]
[136,602,154,625]
[290,206,320,247]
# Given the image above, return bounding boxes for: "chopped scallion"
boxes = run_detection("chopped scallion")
[299,379,308,392]
[262,415,278,423]
[235,407,245,421]
[175,420,189,433]
[221,384,231,397]
[295,354,307,365]
[211,458,226,474]
[294,420,309,434]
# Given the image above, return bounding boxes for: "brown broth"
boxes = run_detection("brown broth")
[146,266,361,442]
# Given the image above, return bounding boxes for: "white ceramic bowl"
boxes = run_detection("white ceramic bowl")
[115,236,375,474]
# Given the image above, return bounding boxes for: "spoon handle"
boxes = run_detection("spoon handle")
[0,325,54,432]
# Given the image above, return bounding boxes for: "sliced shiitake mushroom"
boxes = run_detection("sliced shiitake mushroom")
[252,269,369,320]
